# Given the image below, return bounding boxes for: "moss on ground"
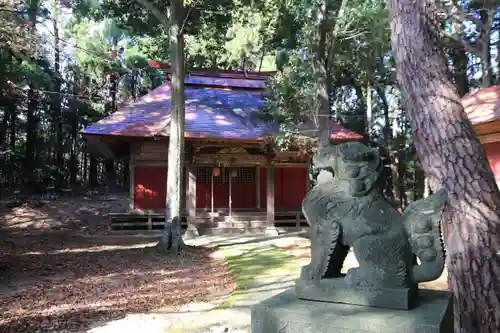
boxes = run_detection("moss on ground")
[216,244,306,308]
[166,242,308,332]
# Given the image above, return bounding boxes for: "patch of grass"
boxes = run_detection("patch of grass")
[216,244,304,308]
[165,243,308,332]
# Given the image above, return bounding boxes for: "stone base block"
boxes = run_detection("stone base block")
[182,224,200,239]
[264,226,279,236]
[295,278,417,310]
[251,288,453,333]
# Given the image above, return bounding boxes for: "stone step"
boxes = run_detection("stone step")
[200,227,267,235]
[216,221,267,228]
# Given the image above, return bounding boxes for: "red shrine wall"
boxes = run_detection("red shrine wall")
[133,166,308,211]
[259,167,308,210]
[133,167,186,210]
[483,142,500,187]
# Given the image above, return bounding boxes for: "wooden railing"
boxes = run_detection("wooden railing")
[108,210,308,231]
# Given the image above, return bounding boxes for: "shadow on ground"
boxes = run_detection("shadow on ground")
[0,231,233,333]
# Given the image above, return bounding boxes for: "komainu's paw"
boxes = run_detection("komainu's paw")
[344,267,370,288]
[300,264,318,280]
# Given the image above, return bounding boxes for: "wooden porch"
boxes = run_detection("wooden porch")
[109,209,307,234]
[120,139,312,235]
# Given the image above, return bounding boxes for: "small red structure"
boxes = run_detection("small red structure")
[463,85,500,186]
[82,68,363,234]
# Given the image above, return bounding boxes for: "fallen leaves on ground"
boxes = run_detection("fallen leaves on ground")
[278,245,311,259]
[0,233,235,333]
[0,192,130,235]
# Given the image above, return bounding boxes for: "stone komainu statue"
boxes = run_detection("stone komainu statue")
[300,141,448,290]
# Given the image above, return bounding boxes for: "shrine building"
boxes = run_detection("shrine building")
[81,68,364,234]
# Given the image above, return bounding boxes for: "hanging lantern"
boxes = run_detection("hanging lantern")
[231,169,237,178]
[213,167,221,177]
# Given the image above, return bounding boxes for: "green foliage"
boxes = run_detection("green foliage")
[1,0,495,204]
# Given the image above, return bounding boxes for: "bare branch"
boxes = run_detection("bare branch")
[436,0,486,30]
[440,30,482,57]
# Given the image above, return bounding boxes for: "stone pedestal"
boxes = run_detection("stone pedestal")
[251,288,453,333]
[295,278,417,310]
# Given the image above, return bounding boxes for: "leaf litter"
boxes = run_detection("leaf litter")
[0,194,236,332]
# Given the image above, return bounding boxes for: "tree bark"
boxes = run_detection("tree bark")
[449,47,469,97]
[89,154,98,188]
[375,84,399,206]
[24,2,39,187]
[388,0,500,332]
[0,108,8,147]
[414,153,425,201]
[70,87,79,187]
[478,9,493,88]
[52,0,63,168]
[9,104,16,152]
[497,20,500,85]
[313,0,331,146]
[160,0,186,253]
[24,88,38,185]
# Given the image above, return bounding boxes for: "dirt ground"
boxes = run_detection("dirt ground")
[0,193,449,332]
[0,194,235,332]
[0,192,131,235]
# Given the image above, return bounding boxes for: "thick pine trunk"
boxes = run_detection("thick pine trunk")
[160,0,186,253]
[388,0,500,332]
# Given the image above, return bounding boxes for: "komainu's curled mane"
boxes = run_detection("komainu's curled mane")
[300,142,448,289]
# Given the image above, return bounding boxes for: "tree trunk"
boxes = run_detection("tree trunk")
[497,23,500,85]
[105,159,115,193]
[0,108,8,147]
[89,154,98,188]
[24,88,38,185]
[9,104,16,186]
[313,0,331,146]
[52,0,63,168]
[24,2,39,187]
[388,0,500,332]
[9,104,16,152]
[414,153,425,201]
[397,144,407,209]
[448,22,469,97]
[70,90,79,187]
[449,47,469,97]
[478,9,493,88]
[366,81,373,140]
[160,0,186,253]
[376,84,398,205]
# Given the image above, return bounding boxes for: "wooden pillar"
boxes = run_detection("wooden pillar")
[129,154,135,211]
[265,162,278,235]
[256,166,261,209]
[184,164,199,238]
